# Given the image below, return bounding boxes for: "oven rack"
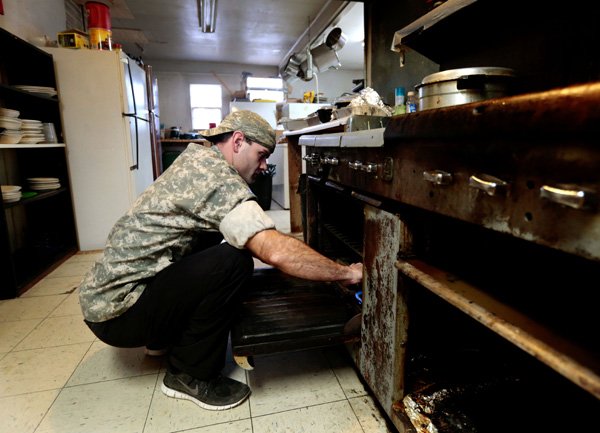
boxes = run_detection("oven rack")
[321,222,362,258]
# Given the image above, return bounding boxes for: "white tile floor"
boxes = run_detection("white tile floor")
[0,208,395,433]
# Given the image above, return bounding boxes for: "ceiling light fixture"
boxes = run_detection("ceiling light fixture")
[198,0,217,33]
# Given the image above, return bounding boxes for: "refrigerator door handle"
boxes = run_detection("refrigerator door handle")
[123,60,140,170]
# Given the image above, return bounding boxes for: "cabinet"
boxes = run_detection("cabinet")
[0,28,77,298]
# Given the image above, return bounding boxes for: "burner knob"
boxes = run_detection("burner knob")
[361,162,378,173]
[349,161,363,170]
[323,156,339,166]
[303,153,321,166]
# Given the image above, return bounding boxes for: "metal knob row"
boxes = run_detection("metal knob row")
[302,153,339,166]
[423,170,597,210]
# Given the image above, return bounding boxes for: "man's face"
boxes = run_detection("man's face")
[233,137,270,184]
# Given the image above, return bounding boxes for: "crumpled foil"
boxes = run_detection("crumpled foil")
[348,87,393,116]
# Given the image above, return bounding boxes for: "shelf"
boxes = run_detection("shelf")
[391,0,477,52]
[395,258,600,400]
[0,143,65,149]
[0,27,77,299]
[0,83,59,102]
[2,187,69,208]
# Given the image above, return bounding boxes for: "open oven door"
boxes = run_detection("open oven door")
[231,267,362,370]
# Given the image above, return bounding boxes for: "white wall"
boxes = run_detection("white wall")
[0,0,65,44]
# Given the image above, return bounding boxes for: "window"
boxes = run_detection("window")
[190,84,222,130]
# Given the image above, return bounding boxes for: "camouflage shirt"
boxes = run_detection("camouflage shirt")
[79,143,275,322]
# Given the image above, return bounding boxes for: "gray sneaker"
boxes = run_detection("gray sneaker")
[161,369,251,410]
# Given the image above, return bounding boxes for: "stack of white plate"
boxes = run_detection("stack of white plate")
[20,119,44,144]
[0,107,23,144]
[27,177,61,191]
[1,185,22,203]
[14,85,58,98]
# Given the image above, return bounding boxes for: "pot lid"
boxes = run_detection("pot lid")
[421,67,516,85]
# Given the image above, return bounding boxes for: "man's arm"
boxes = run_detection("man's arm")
[245,229,362,285]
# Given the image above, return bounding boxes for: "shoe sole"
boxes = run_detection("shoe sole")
[160,382,250,411]
[144,348,168,356]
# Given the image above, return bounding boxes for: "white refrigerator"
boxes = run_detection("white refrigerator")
[46,48,156,251]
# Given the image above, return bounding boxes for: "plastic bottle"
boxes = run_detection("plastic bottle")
[393,87,406,115]
[406,91,418,113]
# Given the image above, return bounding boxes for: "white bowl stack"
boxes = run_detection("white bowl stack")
[1,185,22,203]
[20,119,45,144]
[27,177,61,191]
[0,107,23,144]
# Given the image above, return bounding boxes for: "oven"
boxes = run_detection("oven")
[237,82,600,432]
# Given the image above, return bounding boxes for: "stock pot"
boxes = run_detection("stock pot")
[416,67,516,111]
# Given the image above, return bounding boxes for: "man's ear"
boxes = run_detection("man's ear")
[232,131,244,153]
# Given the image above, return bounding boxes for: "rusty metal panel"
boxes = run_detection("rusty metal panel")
[360,206,407,417]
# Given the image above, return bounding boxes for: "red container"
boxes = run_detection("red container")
[85,1,111,30]
[86,1,112,50]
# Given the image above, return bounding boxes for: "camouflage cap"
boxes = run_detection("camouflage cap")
[199,110,276,153]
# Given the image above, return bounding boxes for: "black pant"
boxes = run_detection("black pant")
[85,242,253,380]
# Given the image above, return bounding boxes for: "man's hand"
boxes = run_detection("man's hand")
[340,262,363,286]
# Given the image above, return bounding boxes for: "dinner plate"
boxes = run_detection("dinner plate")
[30,184,61,191]
[19,137,45,144]
[13,86,58,97]
[27,177,59,183]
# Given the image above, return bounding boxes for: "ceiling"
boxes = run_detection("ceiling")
[105,0,365,72]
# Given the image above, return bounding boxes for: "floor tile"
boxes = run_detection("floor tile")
[144,367,250,433]
[22,275,82,297]
[181,419,252,433]
[251,400,363,433]
[49,291,82,317]
[247,350,346,417]
[265,209,291,233]
[35,375,157,433]
[0,318,41,352]
[0,389,59,433]
[324,346,369,398]
[67,341,162,386]
[44,260,94,279]
[349,395,396,433]
[0,295,67,322]
[0,343,91,397]
[14,315,95,351]
[62,251,102,264]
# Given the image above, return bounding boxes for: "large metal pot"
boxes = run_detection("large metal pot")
[416,67,516,111]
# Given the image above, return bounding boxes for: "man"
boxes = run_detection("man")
[79,110,363,411]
